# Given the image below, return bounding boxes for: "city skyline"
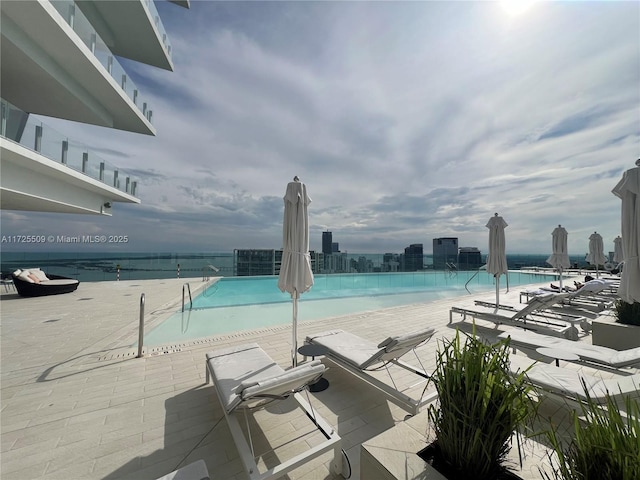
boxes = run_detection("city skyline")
[1,1,638,255]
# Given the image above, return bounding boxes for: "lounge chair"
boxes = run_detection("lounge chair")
[498,329,640,371]
[304,327,436,415]
[205,343,347,480]
[450,293,584,340]
[510,357,640,405]
[520,279,617,307]
[12,268,79,297]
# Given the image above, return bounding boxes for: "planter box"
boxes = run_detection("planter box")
[360,410,530,480]
[592,314,640,350]
[361,421,447,480]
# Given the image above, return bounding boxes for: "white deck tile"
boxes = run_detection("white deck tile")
[1,276,636,479]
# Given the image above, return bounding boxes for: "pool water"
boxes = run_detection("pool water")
[143,271,553,346]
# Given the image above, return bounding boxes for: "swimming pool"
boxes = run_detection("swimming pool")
[143,271,554,346]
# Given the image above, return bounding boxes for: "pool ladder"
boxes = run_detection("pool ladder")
[182,283,192,312]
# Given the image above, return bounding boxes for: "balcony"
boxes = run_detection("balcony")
[1,99,140,215]
[1,0,155,134]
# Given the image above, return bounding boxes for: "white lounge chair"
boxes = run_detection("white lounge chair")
[450,294,584,340]
[304,327,436,415]
[205,343,348,480]
[498,329,640,371]
[510,358,640,405]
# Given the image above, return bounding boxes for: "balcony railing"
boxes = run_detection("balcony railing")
[49,0,155,124]
[143,0,173,59]
[1,99,139,197]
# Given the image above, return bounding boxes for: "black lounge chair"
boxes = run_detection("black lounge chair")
[12,270,79,297]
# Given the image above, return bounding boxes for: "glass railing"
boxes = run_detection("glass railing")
[1,99,139,197]
[0,252,596,284]
[49,0,154,124]
[143,0,173,60]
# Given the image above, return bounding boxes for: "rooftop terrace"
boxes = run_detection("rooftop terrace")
[1,276,636,479]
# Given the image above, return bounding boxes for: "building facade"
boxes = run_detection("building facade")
[1,0,188,215]
[403,243,423,272]
[458,247,483,270]
[235,249,318,276]
[432,237,458,269]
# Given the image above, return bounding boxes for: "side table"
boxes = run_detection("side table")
[536,347,580,367]
[297,344,330,392]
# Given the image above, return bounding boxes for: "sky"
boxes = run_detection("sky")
[1,0,639,256]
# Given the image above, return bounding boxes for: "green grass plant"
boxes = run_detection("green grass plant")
[426,329,535,480]
[540,386,640,480]
[613,299,640,326]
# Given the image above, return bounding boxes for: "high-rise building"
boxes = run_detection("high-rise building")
[433,238,458,269]
[322,231,333,254]
[235,249,318,276]
[403,243,423,272]
[1,0,188,215]
[458,247,483,270]
[382,253,400,272]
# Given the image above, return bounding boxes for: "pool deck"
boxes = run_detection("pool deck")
[1,276,636,479]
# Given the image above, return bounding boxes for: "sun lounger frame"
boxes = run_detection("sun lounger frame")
[449,304,581,340]
[304,328,437,415]
[509,358,640,409]
[499,329,640,372]
[205,344,347,480]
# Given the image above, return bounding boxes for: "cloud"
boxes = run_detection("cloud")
[1,1,638,257]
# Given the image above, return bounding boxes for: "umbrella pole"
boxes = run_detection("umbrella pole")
[292,291,298,367]
[559,268,563,291]
[495,274,500,309]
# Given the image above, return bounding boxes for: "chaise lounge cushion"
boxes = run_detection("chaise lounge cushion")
[517,362,640,403]
[206,343,325,413]
[499,329,640,368]
[307,327,435,370]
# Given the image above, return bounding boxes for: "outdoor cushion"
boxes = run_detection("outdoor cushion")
[29,269,49,282]
[499,329,640,368]
[308,327,435,370]
[206,343,325,413]
[519,363,640,403]
[18,271,34,283]
[308,330,386,369]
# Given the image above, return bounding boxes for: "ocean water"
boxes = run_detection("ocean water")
[0,251,589,282]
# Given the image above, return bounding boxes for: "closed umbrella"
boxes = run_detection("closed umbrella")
[546,225,571,291]
[278,176,314,367]
[486,213,508,307]
[586,232,607,278]
[612,159,640,303]
[613,236,624,265]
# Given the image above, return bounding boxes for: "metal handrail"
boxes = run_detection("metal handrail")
[182,283,192,312]
[465,268,481,294]
[202,264,220,281]
[136,293,145,358]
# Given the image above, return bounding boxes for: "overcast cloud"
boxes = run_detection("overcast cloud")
[1,1,638,256]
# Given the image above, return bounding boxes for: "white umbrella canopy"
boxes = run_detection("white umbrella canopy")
[586,232,607,278]
[278,176,314,367]
[486,213,508,306]
[613,236,624,265]
[546,225,571,290]
[612,159,640,304]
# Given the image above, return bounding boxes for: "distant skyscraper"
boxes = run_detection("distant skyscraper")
[403,244,423,272]
[433,238,458,269]
[322,231,333,254]
[458,247,483,270]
